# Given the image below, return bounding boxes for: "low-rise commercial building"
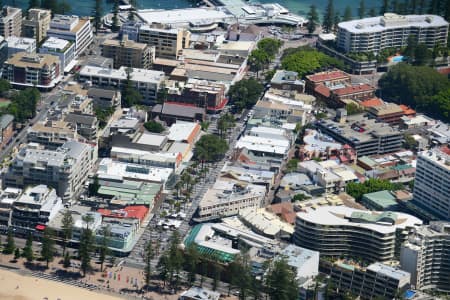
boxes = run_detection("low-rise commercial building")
[39,37,76,72]
[366,102,405,125]
[87,88,121,109]
[239,207,294,238]
[305,70,351,94]
[151,103,205,125]
[47,15,93,56]
[97,158,174,188]
[278,244,319,281]
[101,37,154,69]
[0,6,21,38]
[111,147,182,171]
[197,179,266,221]
[294,206,422,262]
[362,190,400,211]
[78,65,164,104]
[184,222,277,263]
[3,141,97,201]
[11,185,63,231]
[400,222,450,292]
[316,114,403,156]
[22,8,51,43]
[235,135,290,160]
[96,177,162,208]
[270,70,305,92]
[3,52,61,90]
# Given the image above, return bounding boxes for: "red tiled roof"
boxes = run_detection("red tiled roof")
[399,104,416,116]
[98,205,149,221]
[332,84,374,96]
[281,211,297,224]
[361,97,384,108]
[314,84,331,97]
[307,71,349,83]
[268,202,293,214]
[437,67,450,75]
[440,145,450,155]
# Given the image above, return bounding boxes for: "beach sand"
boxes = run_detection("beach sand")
[0,268,122,300]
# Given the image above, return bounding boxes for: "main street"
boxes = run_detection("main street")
[125,111,245,269]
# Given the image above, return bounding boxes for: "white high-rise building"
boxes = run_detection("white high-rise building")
[337,13,449,53]
[413,146,450,220]
[400,222,450,291]
[47,15,93,56]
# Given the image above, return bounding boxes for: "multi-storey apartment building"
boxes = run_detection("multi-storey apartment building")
[78,65,164,104]
[316,113,403,156]
[3,141,97,201]
[11,185,63,231]
[412,146,450,220]
[337,13,449,53]
[322,261,411,299]
[3,52,60,90]
[47,15,93,56]
[39,37,76,72]
[0,6,22,38]
[400,222,450,292]
[138,25,190,59]
[6,36,36,57]
[22,8,52,43]
[0,187,22,227]
[101,37,154,69]
[294,206,422,262]
[27,120,78,150]
[166,78,228,112]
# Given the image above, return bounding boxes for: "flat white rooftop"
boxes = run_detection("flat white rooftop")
[297,205,423,234]
[6,36,35,49]
[136,8,231,26]
[168,122,199,142]
[97,158,173,184]
[235,135,290,155]
[41,36,71,51]
[80,65,164,83]
[339,13,449,34]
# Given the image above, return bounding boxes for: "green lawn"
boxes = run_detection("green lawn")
[0,100,11,109]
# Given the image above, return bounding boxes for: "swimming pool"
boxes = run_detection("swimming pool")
[404,290,416,299]
[392,55,404,62]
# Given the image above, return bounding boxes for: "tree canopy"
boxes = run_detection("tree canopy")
[257,38,283,59]
[144,121,165,133]
[5,88,40,123]
[228,78,264,110]
[307,5,319,34]
[265,257,300,300]
[322,0,334,33]
[281,46,344,78]
[194,134,228,163]
[346,178,403,201]
[378,63,450,121]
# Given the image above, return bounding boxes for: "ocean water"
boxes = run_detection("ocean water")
[4,0,383,19]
